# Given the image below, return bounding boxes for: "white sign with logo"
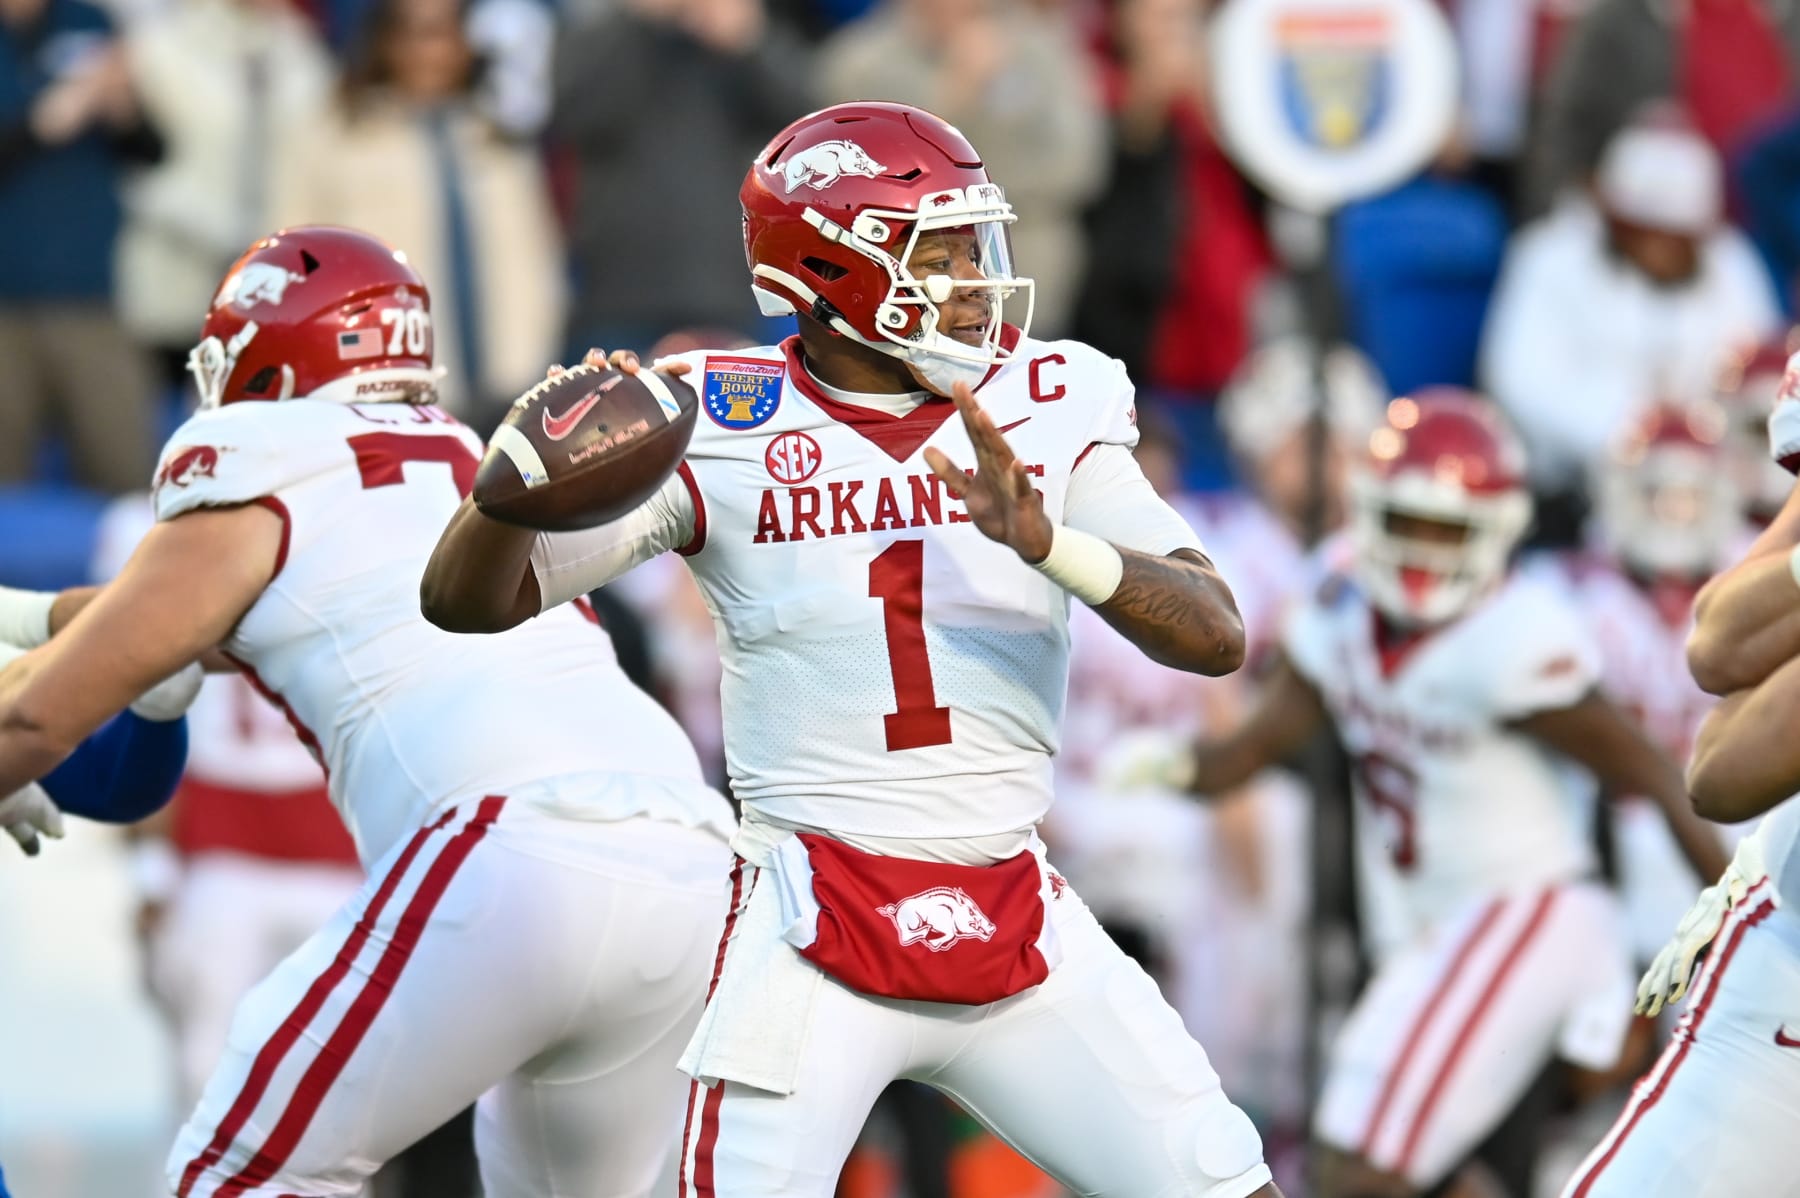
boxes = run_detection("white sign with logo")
[1209,0,1459,213]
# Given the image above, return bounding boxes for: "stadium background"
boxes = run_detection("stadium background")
[1,0,1792,1194]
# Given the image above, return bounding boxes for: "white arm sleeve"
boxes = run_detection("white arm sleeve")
[529,470,696,611]
[1062,442,1207,558]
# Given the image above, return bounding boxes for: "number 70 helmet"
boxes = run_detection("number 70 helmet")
[188,226,437,409]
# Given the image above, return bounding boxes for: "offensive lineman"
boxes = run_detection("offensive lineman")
[422,102,1281,1197]
[1152,391,1730,1197]
[0,227,735,1198]
[1559,360,1800,1197]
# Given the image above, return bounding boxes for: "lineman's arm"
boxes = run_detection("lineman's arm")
[1185,654,1329,796]
[1687,481,1800,695]
[0,505,278,794]
[1513,691,1730,881]
[1688,656,1800,823]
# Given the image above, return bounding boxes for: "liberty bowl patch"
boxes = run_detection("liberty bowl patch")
[703,357,783,429]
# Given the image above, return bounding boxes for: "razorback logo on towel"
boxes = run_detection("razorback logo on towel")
[877,887,997,952]
[782,833,1058,1005]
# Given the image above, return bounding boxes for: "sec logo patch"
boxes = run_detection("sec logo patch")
[765,431,822,484]
[703,357,782,430]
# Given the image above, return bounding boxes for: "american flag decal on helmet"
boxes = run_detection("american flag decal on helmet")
[338,329,381,360]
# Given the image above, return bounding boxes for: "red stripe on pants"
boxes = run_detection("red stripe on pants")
[680,860,748,1198]
[1358,897,1507,1159]
[692,1078,727,1198]
[1567,893,1775,1198]
[1395,888,1560,1175]
[176,807,459,1197]
[206,797,505,1198]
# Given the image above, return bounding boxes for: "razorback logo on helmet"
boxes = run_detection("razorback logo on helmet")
[216,262,306,309]
[782,139,886,194]
[155,445,222,490]
[876,887,998,952]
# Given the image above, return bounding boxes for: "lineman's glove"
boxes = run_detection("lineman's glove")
[1636,833,1768,1017]
[0,783,64,856]
[129,662,204,722]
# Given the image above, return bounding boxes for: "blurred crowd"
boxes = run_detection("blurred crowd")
[7,0,1800,1195]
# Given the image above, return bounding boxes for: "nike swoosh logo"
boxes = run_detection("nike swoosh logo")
[542,392,602,441]
[1776,1026,1800,1048]
[996,417,1031,435]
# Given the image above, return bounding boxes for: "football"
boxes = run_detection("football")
[473,364,698,532]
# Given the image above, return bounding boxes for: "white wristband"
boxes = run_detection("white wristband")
[1788,543,1800,593]
[0,586,56,649]
[1031,525,1124,606]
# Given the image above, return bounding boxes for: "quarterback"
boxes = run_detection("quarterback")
[0,228,735,1198]
[423,102,1279,1197]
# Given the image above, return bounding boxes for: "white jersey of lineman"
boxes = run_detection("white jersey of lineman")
[1283,564,1603,925]
[152,398,727,865]
[532,334,1205,842]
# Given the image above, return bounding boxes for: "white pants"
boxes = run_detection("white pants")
[150,853,364,1107]
[1315,882,1633,1188]
[1561,881,1800,1197]
[168,798,731,1198]
[677,858,1272,1198]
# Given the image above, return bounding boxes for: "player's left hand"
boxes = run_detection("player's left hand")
[0,783,64,857]
[1635,833,1768,1016]
[129,661,204,722]
[924,381,1055,563]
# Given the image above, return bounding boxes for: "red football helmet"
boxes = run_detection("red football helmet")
[1597,402,1739,580]
[189,226,436,409]
[740,102,1033,394]
[1349,390,1533,625]
[1713,334,1799,522]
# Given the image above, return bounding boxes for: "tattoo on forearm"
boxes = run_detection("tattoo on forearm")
[1097,550,1243,673]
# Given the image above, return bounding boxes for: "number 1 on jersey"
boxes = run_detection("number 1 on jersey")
[869,539,952,751]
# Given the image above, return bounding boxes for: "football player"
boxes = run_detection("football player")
[1155,391,1730,1198]
[1561,367,1800,1197]
[422,102,1281,1197]
[0,227,736,1198]
[1551,404,1739,963]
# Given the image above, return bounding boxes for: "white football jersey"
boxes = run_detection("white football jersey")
[1283,565,1603,924]
[531,334,1206,840]
[152,399,727,865]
